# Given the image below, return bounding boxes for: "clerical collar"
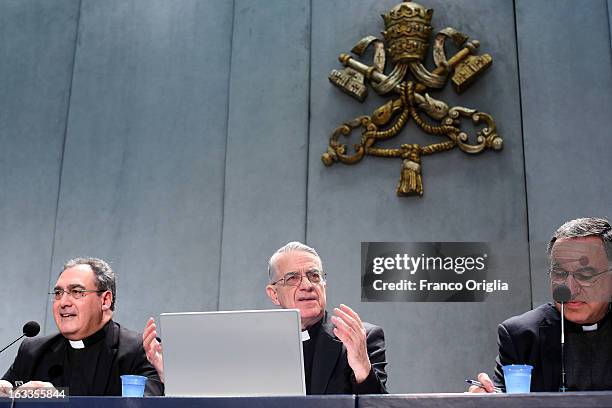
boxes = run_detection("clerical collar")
[581,323,598,332]
[302,317,323,342]
[565,308,611,333]
[69,340,85,349]
[67,321,110,349]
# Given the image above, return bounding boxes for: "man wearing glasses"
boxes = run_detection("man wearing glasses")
[0,258,163,396]
[470,217,612,392]
[264,241,387,394]
[143,241,387,394]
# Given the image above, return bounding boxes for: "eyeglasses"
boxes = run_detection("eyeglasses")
[49,288,105,300]
[548,267,612,287]
[270,269,326,287]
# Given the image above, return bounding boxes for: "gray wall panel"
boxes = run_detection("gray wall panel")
[218,0,310,310]
[308,0,529,392]
[0,0,79,372]
[1,0,610,395]
[517,0,612,306]
[46,0,233,336]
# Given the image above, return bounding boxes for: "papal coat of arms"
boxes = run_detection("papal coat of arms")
[322,0,503,196]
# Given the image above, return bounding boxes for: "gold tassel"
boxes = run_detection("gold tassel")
[397,158,423,196]
[396,145,423,196]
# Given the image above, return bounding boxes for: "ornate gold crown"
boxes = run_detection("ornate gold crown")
[381,1,433,63]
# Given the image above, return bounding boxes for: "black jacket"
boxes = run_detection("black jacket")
[2,320,163,396]
[493,303,566,392]
[310,312,387,394]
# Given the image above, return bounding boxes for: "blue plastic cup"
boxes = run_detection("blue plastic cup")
[502,364,533,393]
[120,375,147,397]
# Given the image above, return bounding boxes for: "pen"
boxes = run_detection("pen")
[465,379,503,393]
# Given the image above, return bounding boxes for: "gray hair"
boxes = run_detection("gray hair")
[547,217,612,263]
[268,241,323,282]
[62,257,117,311]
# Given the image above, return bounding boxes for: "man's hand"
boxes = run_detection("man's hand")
[0,380,13,397]
[143,317,164,383]
[16,381,56,391]
[468,372,496,393]
[331,304,371,383]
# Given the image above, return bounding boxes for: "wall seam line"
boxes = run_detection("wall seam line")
[513,0,533,309]
[606,0,612,56]
[44,0,83,335]
[305,0,313,245]
[216,0,236,311]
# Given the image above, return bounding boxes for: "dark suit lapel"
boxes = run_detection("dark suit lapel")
[310,314,342,394]
[91,321,119,395]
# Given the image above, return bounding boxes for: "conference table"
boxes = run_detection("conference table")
[3,392,612,408]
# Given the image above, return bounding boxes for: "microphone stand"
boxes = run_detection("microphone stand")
[560,301,567,392]
[0,334,26,355]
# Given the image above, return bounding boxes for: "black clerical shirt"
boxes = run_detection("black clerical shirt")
[565,311,612,391]
[64,322,109,395]
[302,318,323,394]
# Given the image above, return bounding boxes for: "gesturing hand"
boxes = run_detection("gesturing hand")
[331,304,371,383]
[143,317,164,383]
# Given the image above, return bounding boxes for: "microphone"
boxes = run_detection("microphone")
[553,285,571,303]
[0,321,40,355]
[23,321,40,338]
[553,285,571,392]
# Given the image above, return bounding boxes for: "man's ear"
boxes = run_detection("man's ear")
[266,285,280,306]
[101,291,113,311]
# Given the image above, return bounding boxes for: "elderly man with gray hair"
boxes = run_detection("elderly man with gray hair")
[263,241,387,394]
[143,241,388,394]
[470,217,612,393]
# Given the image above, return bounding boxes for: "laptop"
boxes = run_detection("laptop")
[160,309,305,397]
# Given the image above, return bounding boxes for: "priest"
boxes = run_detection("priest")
[0,258,163,396]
